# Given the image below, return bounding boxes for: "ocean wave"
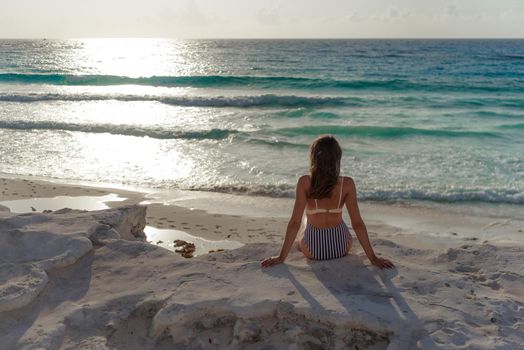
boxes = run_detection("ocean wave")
[244,138,309,149]
[469,111,524,119]
[1,73,522,93]
[3,91,523,112]
[190,184,524,204]
[275,125,501,139]
[497,123,524,129]
[0,73,321,88]
[1,119,501,144]
[359,189,524,205]
[275,109,342,119]
[0,119,506,144]
[500,54,524,60]
[0,93,350,108]
[0,120,314,147]
[0,120,236,140]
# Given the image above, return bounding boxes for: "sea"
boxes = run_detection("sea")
[0,39,523,210]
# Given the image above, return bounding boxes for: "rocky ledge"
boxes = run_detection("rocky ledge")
[0,206,522,349]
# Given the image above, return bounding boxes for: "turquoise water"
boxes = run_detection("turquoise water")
[0,39,523,204]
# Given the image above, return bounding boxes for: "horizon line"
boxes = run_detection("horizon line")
[1,37,524,40]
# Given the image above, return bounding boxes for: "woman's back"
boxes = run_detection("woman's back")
[305,175,346,228]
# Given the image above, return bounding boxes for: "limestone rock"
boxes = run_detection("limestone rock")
[0,263,48,312]
[93,206,147,241]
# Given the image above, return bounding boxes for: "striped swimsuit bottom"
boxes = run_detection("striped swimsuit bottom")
[303,221,352,260]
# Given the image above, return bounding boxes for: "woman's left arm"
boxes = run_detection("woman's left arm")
[261,176,307,267]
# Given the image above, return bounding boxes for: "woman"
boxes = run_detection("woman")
[261,135,394,269]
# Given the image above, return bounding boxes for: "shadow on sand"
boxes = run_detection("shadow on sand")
[263,249,439,349]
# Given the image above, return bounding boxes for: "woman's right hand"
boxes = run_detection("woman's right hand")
[261,255,284,268]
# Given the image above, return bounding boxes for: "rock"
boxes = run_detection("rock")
[88,224,120,245]
[174,239,188,247]
[93,205,146,241]
[233,318,261,344]
[1,206,522,350]
[0,228,93,271]
[0,263,48,312]
[0,205,146,314]
[54,208,73,214]
[175,242,195,258]
[181,251,193,258]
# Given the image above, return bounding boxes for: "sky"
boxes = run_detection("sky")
[1,0,524,38]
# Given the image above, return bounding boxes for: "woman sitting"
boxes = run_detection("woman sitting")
[261,135,394,269]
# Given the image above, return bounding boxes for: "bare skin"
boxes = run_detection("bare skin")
[261,176,394,269]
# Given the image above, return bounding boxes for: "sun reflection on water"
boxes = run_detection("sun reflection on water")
[65,38,213,77]
[75,133,196,183]
[59,39,214,181]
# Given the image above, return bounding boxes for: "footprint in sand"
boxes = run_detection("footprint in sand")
[482,280,501,290]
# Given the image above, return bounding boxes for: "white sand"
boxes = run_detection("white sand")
[0,176,523,349]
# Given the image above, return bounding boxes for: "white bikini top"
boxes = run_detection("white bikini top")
[305,177,344,215]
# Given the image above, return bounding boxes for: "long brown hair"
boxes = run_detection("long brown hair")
[308,135,342,199]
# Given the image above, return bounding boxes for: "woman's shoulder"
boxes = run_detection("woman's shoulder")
[340,176,357,193]
[297,175,311,185]
[340,175,354,183]
[340,176,356,190]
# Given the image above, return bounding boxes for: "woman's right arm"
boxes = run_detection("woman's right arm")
[261,176,307,267]
[345,177,394,269]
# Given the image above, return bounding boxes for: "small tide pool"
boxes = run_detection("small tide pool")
[0,194,125,213]
[145,226,244,257]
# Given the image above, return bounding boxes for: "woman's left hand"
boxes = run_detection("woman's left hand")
[261,255,284,267]
[370,256,395,269]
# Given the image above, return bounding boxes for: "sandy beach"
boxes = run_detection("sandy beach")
[0,175,523,349]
